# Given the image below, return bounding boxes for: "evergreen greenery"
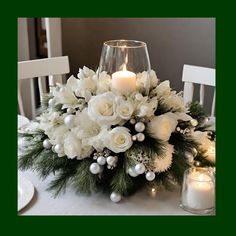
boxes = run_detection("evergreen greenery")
[18,101,215,198]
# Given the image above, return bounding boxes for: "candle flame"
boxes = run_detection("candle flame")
[122,54,128,71]
[151,188,156,193]
[198,174,206,181]
[122,63,127,71]
[121,54,128,71]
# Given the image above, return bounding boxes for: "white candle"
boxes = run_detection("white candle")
[185,172,215,210]
[111,65,136,94]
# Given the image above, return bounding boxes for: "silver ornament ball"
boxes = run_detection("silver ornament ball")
[43,139,52,149]
[110,192,122,203]
[97,156,106,165]
[54,144,63,154]
[89,163,101,174]
[135,163,145,174]
[145,171,155,181]
[64,115,75,129]
[128,167,138,177]
[136,133,145,142]
[106,156,117,166]
[135,122,145,132]
[190,119,198,127]
[132,135,137,141]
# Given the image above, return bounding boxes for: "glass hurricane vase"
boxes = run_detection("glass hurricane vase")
[98,39,151,95]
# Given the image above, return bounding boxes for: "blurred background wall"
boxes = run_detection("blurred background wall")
[18,18,215,117]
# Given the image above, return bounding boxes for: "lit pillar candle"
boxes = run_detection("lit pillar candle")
[185,172,215,210]
[111,64,136,94]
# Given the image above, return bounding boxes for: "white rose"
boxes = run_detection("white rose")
[147,112,178,141]
[105,127,133,153]
[88,92,121,126]
[64,132,82,159]
[116,98,134,120]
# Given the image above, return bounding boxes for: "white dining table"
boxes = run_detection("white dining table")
[17,115,195,216]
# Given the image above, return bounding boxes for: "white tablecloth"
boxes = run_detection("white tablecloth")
[18,170,192,215]
[18,115,192,215]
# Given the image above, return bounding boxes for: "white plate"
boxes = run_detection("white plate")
[18,174,35,211]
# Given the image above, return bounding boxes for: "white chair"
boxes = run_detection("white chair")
[18,56,70,117]
[182,64,215,118]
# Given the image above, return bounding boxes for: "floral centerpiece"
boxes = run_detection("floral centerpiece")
[18,40,215,202]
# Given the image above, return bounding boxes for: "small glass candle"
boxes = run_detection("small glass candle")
[180,167,215,214]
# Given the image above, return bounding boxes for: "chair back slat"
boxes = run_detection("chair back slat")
[18,56,69,80]
[199,84,205,105]
[183,82,194,104]
[211,90,216,117]
[182,64,215,86]
[182,64,215,117]
[18,56,70,118]
[18,86,25,116]
[38,76,47,101]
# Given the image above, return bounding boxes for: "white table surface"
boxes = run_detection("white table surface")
[17,115,193,216]
[18,169,193,215]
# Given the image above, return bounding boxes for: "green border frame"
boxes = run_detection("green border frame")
[1,1,234,233]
